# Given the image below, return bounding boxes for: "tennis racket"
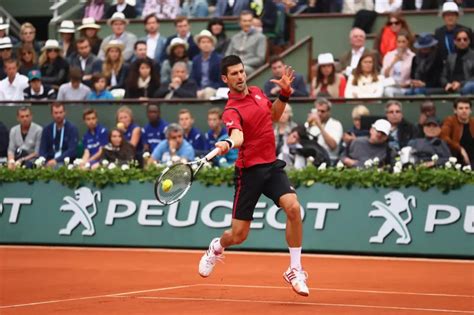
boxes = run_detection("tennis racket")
[154,147,221,205]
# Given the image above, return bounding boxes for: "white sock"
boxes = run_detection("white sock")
[212,238,225,254]
[289,247,302,271]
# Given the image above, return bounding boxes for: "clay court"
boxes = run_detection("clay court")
[0,246,473,314]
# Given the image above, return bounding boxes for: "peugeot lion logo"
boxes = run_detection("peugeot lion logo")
[59,187,101,236]
[369,191,416,245]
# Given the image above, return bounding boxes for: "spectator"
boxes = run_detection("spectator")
[207,18,230,55]
[305,98,343,164]
[0,59,29,101]
[226,10,266,75]
[205,107,227,151]
[116,106,142,151]
[406,33,444,95]
[441,28,474,95]
[344,52,384,98]
[142,0,180,19]
[142,103,168,153]
[101,40,130,90]
[382,31,415,97]
[7,106,42,169]
[151,123,195,164]
[339,28,379,78]
[310,53,345,98]
[39,102,79,168]
[265,56,308,98]
[100,128,135,166]
[23,70,56,100]
[155,61,198,98]
[275,103,298,155]
[374,0,402,13]
[402,0,438,10]
[38,40,69,89]
[277,126,309,170]
[0,121,8,163]
[129,41,161,75]
[342,0,373,14]
[385,100,417,151]
[106,0,137,18]
[125,58,160,98]
[0,37,14,79]
[215,0,250,16]
[16,23,41,54]
[0,17,18,46]
[161,37,192,84]
[69,38,100,86]
[83,0,109,20]
[440,98,473,166]
[57,67,91,101]
[374,13,414,59]
[17,44,39,77]
[341,104,370,149]
[434,2,473,61]
[416,100,437,138]
[80,108,109,168]
[178,108,206,155]
[342,119,392,168]
[87,73,114,100]
[77,17,103,56]
[140,14,167,65]
[181,0,209,17]
[161,16,200,62]
[192,30,224,100]
[98,12,137,61]
[408,117,451,168]
[58,20,76,61]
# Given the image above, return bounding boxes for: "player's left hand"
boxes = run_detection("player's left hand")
[270,65,295,96]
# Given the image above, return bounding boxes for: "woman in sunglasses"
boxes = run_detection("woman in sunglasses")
[374,12,414,58]
[38,39,69,90]
[17,44,38,76]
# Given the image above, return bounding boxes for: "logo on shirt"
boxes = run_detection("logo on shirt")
[255,95,262,100]
[226,120,234,127]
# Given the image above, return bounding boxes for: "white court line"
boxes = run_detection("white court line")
[136,296,474,314]
[1,245,473,264]
[0,284,197,309]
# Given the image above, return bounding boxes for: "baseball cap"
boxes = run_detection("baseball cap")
[372,119,391,136]
[423,117,441,126]
[28,70,42,81]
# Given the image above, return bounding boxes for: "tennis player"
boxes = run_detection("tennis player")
[198,55,309,296]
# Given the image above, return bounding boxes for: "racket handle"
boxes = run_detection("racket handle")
[205,147,221,161]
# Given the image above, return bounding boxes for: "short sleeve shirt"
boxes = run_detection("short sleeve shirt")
[82,124,109,157]
[142,119,169,152]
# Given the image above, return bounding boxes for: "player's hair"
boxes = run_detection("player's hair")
[208,107,222,118]
[83,108,97,120]
[351,105,370,120]
[165,123,184,137]
[453,97,472,109]
[178,108,193,118]
[50,102,65,112]
[76,37,90,46]
[221,55,243,76]
[385,100,403,112]
[17,106,32,115]
[315,97,332,109]
[147,103,160,111]
[116,106,134,121]
[174,16,188,25]
[144,13,159,25]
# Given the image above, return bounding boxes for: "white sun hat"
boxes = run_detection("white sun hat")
[317,53,335,65]
[58,20,75,33]
[77,17,101,31]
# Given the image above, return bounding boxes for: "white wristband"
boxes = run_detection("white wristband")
[223,138,234,149]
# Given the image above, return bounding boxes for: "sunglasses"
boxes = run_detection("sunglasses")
[46,49,59,52]
[387,110,401,114]
[456,37,469,42]
[388,21,401,26]
[22,51,33,55]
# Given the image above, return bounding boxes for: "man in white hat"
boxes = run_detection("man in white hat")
[98,12,137,61]
[0,17,18,46]
[434,1,473,61]
[77,17,102,55]
[192,29,225,100]
[0,59,29,101]
[264,56,308,98]
[0,37,14,79]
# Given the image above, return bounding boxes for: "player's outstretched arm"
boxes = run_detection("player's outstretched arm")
[215,129,243,155]
[270,65,295,122]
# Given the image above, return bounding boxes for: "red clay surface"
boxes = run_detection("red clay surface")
[0,246,473,314]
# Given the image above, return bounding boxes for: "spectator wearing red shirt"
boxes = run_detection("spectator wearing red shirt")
[198,55,309,297]
[374,12,414,59]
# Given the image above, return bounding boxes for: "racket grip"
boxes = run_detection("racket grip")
[205,147,221,161]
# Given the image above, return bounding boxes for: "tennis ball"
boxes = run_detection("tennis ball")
[116,122,125,130]
[162,179,173,192]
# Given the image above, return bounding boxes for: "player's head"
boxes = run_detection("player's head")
[83,108,98,130]
[165,123,184,147]
[207,107,222,131]
[178,108,194,131]
[146,103,161,124]
[221,55,246,93]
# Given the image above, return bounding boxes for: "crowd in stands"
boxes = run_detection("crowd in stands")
[0,1,473,171]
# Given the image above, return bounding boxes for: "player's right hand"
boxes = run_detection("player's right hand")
[215,141,230,155]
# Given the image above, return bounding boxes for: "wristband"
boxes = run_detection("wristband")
[223,138,234,149]
[279,88,292,98]
[278,94,290,103]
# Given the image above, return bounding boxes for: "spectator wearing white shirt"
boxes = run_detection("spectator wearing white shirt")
[338,28,379,78]
[345,52,385,98]
[140,14,167,65]
[375,0,402,13]
[57,67,91,101]
[0,59,29,102]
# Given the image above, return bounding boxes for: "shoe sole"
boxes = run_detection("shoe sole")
[282,274,309,297]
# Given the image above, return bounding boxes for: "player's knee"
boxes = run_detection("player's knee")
[232,229,248,244]
[285,201,301,221]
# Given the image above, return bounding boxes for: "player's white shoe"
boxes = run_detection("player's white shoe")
[198,238,224,277]
[283,267,309,297]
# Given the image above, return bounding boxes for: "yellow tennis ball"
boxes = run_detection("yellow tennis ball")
[116,122,125,130]
[162,179,173,192]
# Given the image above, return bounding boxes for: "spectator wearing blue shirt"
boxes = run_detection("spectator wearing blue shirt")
[87,73,114,100]
[192,30,225,100]
[81,108,108,167]
[142,103,168,153]
[39,102,79,167]
[205,107,227,150]
[116,106,143,163]
[178,108,206,156]
[151,123,195,163]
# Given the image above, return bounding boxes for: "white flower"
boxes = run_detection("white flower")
[142,152,151,159]
[73,158,83,167]
[219,157,227,165]
[336,160,344,170]
[318,162,327,170]
[462,165,471,172]
[204,162,212,168]
[431,154,439,161]
[121,164,129,171]
[445,161,452,169]
[393,166,402,174]
[67,164,74,170]
[35,157,45,167]
[372,157,380,166]
[191,164,198,170]
[84,162,91,169]
[455,163,462,170]
[166,160,173,167]
[307,156,315,164]
[449,157,457,164]
[108,163,116,170]
[364,159,373,168]
[102,160,109,167]
[15,161,21,167]
[394,161,403,169]
[171,155,181,163]
[64,157,70,165]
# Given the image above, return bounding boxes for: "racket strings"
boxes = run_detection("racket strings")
[156,164,193,204]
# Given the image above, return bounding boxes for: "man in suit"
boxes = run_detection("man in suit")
[161,16,199,62]
[140,14,167,65]
[338,27,379,77]
[69,38,100,86]
[98,12,137,61]
[264,56,308,97]
[128,41,161,74]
